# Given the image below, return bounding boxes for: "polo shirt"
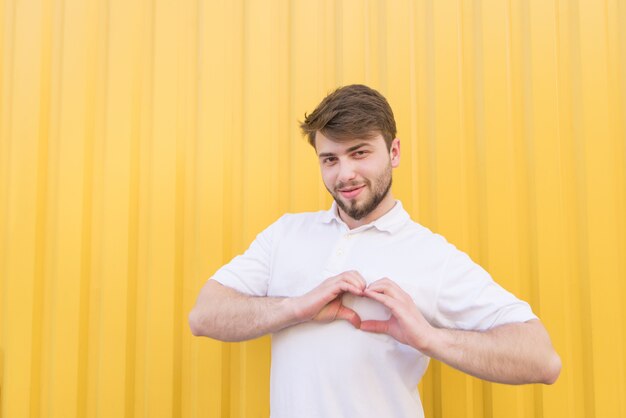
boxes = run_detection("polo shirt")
[211,200,537,418]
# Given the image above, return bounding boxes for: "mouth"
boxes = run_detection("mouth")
[338,185,365,199]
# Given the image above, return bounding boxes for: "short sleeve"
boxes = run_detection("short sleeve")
[210,216,283,296]
[433,245,538,331]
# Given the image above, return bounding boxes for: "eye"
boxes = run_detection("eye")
[353,150,368,158]
[322,156,337,165]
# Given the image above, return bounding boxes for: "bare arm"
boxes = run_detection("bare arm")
[430,319,561,384]
[189,271,367,342]
[188,280,295,341]
[360,278,561,385]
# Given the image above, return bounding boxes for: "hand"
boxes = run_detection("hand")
[292,271,366,328]
[360,278,435,351]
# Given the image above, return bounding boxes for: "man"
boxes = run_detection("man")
[189,84,561,418]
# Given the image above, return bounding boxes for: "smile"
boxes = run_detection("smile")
[338,185,365,199]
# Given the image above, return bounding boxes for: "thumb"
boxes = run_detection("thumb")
[360,320,389,334]
[335,305,362,328]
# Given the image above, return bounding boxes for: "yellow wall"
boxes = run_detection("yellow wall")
[1,0,625,417]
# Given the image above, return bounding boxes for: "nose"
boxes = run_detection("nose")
[336,158,358,184]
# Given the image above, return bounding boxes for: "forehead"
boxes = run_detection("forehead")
[314,131,385,155]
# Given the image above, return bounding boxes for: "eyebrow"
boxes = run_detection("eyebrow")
[318,142,371,158]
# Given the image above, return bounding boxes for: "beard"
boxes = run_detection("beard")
[328,163,393,221]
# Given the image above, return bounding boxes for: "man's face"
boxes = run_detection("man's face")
[315,131,400,221]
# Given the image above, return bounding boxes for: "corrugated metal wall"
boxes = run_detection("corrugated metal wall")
[1,0,625,417]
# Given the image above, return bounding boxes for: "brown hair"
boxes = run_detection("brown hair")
[299,84,397,150]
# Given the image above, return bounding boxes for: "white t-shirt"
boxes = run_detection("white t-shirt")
[212,201,537,418]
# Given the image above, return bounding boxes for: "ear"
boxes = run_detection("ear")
[390,138,400,168]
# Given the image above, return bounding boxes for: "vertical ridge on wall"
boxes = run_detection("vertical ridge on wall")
[173,1,199,416]
[32,0,56,416]
[130,0,154,416]
[526,1,558,416]
[556,1,595,417]
[459,0,484,416]
[124,1,139,412]
[48,0,90,416]
[334,0,344,86]
[433,2,466,417]
[0,9,15,400]
[75,0,97,414]
[4,1,42,417]
[85,0,109,414]
[123,0,151,416]
[178,1,199,417]
[518,1,537,415]
[579,0,624,416]
[222,2,244,416]
[470,3,493,412]
[272,0,291,220]
[606,1,626,413]
[100,0,134,414]
[194,0,227,416]
[406,0,419,225]
[484,0,532,416]
[148,0,180,416]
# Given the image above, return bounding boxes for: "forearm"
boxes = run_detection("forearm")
[189,280,300,342]
[190,271,367,341]
[424,320,561,384]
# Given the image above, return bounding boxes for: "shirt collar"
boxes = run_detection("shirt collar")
[320,200,410,234]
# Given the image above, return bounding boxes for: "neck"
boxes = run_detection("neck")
[338,193,397,230]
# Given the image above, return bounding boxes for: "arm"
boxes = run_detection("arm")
[189,271,366,342]
[188,280,295,341]
[360,278,561,385]
[430,319,561,384]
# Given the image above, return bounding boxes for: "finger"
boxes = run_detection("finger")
[337,272,365,295]
[350,270,367,287]
[339,283,364,296]
[367,278,399,294]
[367,278,410,301]
[360,320,390,334]
[338,276,364,294]
[363,287,399,311]
[335,305,362,328]
[341,270,367,290]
